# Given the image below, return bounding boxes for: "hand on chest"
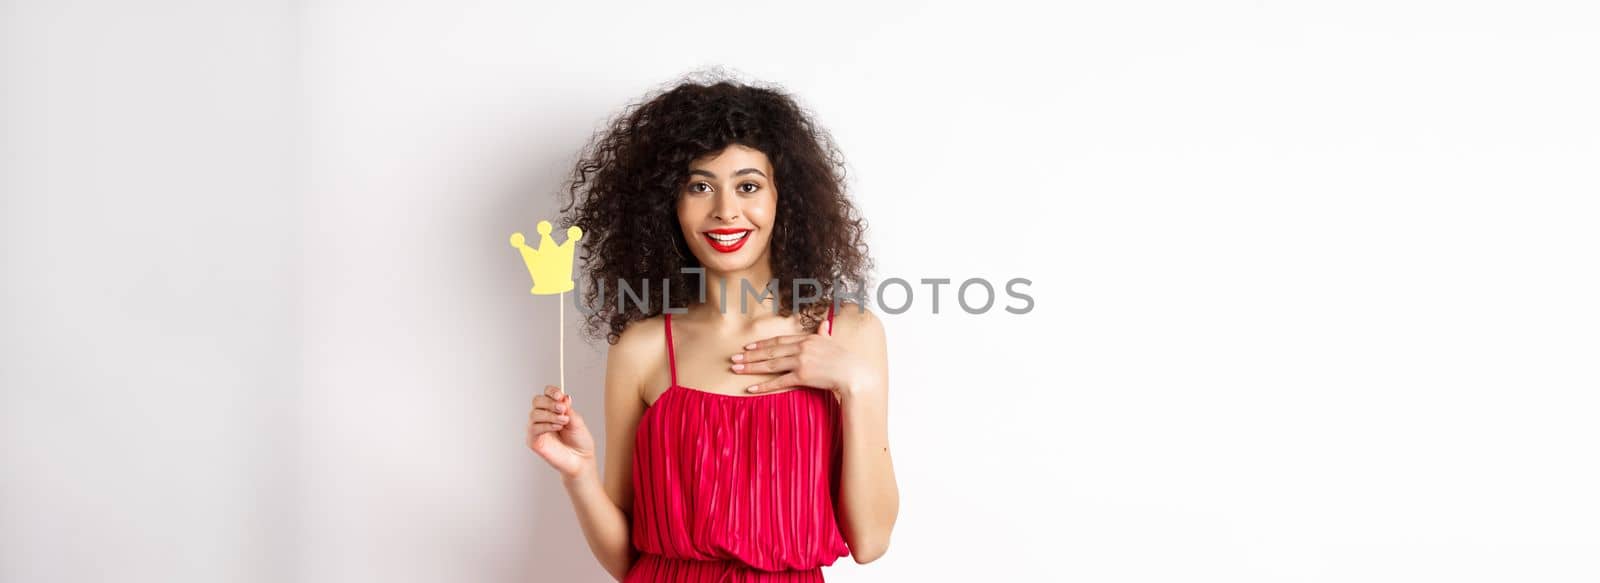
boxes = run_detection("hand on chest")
[666,315,811,394]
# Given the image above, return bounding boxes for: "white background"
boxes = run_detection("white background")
[4,1,1598,582]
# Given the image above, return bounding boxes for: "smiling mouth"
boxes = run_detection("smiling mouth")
[702,229,753,253]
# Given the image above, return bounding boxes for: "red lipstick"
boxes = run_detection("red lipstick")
[702,228,753,253]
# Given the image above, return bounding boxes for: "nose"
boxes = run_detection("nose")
[712,190,740,222]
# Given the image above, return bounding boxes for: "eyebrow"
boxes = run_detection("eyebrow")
[688,168,768,179]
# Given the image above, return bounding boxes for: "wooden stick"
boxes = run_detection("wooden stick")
[559,292,565,391]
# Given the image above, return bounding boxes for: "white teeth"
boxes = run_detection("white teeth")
[707,231,750,243]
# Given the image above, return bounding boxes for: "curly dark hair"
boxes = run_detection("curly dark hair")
[560,73,871,344]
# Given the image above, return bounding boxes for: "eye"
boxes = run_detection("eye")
[738,182,760,194]
[687,182,712,194]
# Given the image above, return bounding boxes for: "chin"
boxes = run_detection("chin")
[697,253,759,273]
[692,244,768,274]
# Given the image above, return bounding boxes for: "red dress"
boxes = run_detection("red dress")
[624,306,851,582]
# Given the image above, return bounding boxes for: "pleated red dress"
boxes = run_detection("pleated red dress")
[623,305,851,583]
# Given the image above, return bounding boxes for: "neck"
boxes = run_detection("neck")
[689,258,777,322]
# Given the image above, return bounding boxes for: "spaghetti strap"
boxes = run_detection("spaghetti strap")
[664,313,678,386]
[826,302,835,336]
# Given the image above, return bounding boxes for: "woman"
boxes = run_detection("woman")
[524,76,899,582]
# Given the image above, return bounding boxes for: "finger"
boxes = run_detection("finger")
[532,395,568,414]
[731,343,800,365]
[743,334,810,351]
[530,409,571,424]
[531,394,569,413]
[530,421,566,435]
[545,384,566,400]
[745,372,802,394]
[733,355,799,375]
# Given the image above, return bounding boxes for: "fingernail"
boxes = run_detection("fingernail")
[730,354,744,362]
[555,404,566,412]
[731,363,745,372]
[745,386,758,393]
[558,415,569,422]
[744,343,756,350]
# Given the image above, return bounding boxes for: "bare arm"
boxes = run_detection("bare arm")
[562,320,656,580]
[833,307,899,563]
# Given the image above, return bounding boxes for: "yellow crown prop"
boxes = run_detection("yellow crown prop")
[510,220,583,295]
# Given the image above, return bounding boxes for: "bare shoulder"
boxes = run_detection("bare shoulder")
[830,301,885,348]
[607,315,668,402]
[828,302,889,390]
[613,315,665,357]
